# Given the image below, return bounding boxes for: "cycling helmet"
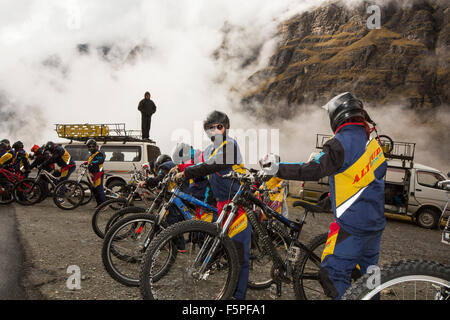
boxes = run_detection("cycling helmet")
[141,162,150,175]
[322,92,370,132]
[12,141,24,150]
[31,144,40,153]
[259,153,280,175]
[86,139,98,151]
[154,154,172,170]
[0,142,7,151]
[44,141,55,151]
[172,142,193,164]
[1,139,10,148]
[203,110,230,131]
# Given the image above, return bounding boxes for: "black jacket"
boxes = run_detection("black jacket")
[138,98,157,117]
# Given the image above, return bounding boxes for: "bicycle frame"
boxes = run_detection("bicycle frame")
[0,168,23,183]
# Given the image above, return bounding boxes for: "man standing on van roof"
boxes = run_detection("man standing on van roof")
[138,91,157,142]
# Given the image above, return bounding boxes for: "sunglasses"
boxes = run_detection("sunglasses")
[206,124,224,131]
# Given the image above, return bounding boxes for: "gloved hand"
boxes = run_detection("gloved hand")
[138,181,147,188]
[174,171,185,183]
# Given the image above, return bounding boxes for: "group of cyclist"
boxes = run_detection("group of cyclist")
[1,91,388,300]
[133,91,387,300]
[0,138,107,207]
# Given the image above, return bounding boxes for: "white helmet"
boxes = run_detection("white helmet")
[259,153,280,175]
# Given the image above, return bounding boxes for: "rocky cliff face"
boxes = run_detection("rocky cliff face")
[241,0,449,121]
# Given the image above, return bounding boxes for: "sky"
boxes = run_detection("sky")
[0,0,448,172]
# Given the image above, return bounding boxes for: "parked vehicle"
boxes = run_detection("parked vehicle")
[55,123,161,191]
[299,134,450,229]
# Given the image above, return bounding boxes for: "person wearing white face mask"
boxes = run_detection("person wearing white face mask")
[174,110,251,300]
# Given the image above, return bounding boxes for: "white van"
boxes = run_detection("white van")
[59,140,161,190]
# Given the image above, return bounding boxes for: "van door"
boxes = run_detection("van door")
[413,170,447,207]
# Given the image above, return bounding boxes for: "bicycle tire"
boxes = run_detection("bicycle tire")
[293,232,328,300]
[139,220,240,300]
[105,206,148,240]
[13,179,43,206]
[53,181,84,210]
[91,198,129,239]
[247,220,291,290]
[378,134,394,154]
[79,181,93,206]
[342,259,450,300]
[102,213,173,287]
[0,179,15,205]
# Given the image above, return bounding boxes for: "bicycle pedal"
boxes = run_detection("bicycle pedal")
[288,246,301,262]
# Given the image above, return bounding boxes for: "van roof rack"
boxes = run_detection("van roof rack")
[315,133,415,167]
[55,123,155,144]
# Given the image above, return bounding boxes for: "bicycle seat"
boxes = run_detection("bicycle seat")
[293,198,331,213]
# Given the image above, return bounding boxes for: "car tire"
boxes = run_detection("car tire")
[415,208,440,229]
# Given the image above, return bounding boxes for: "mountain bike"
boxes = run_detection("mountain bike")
[13,168,77,207]
[0,167,24,204]
[91,166,157,239]
[342,259,449,300]
[101,172,218,287]
[138,169,330,300]
[53,163,128,210]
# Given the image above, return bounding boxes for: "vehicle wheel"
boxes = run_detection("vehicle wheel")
[293,233,328,300]
[104,206,148,239]
[105,179,127,199]
[102,213,166,287]
[79,181,93,206]
[13,179,43,206]
[53,181,84,210]
[0,180,15,204]
[139,220,239,300]
[342,260,450,300]
[378,135,394,154]
[91,198,129,239]
[416,208,440,229]
[247,220,290,290]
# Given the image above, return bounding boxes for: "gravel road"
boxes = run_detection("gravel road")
[11,197,450,300]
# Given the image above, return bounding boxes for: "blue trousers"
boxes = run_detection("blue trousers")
[320,220,383,299]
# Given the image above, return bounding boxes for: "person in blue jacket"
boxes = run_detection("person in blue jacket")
[174,110,251,300]
[274,92,387,299]
[11,141,30,178]
[84,139,106,207]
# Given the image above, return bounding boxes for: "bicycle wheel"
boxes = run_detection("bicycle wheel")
[104,206,148,240]
[139,220,240,300]
[91,198,129,239]
[378,134,394,154]
[13,179,43,206]
[342,260,450,300]
[0,180,15,204]
[248,220,290,290]
[53,181,84,210]
[293,232,328,300]
[102,213,172,287]
[79,181,93,206]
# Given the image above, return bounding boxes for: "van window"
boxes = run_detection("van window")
[147,145,161,163]
[101,145,142,162]
[416,171,444,188]
[64,145,90,161]
[385,167,407,183]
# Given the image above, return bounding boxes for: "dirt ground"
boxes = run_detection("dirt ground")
[12,197,450,300]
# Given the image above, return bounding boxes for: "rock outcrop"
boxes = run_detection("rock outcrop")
[242,0,449,121]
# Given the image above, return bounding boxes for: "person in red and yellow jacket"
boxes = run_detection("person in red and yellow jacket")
[84,139,106,207]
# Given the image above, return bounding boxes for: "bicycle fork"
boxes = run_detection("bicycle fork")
[191,203,239,280]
